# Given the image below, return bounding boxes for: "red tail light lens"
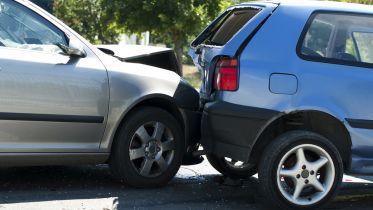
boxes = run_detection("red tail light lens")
[214,58,239,91]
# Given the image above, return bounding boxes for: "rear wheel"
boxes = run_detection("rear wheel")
[207,153,257,179]
[109,107,184,187]
[258,131,343,210]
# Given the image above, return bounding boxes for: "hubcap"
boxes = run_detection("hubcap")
[276,144,335,206]
[145,141,160,159]
[301,170,310,179]
[129,122,175,177]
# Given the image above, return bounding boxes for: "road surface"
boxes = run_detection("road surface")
[0,159,372,210]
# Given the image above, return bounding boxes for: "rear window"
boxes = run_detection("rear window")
[205,8,260,46]
[298,12,373,67]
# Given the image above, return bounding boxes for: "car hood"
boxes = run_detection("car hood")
[96,44,172,60]
[96,45,181,76]
[99,53,181,90]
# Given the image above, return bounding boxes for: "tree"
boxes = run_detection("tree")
[53,0,123,44]
[102,0,230,72]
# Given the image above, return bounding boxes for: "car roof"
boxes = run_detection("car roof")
[237,0,373,14]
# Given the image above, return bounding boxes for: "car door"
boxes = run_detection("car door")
[0,0,109,153]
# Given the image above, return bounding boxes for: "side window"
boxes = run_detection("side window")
[352,32,373,63]
[0,0,67,54]
[302,20,334,57]
[299,12,373,66]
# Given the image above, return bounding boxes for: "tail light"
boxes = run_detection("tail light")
[213,57,239,91]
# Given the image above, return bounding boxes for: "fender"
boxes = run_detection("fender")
[100,93,179,152]
[102,80,200,153]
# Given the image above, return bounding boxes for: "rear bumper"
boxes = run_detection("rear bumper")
[201,101,279,162]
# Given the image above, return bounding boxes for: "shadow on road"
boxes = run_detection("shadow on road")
[0,165,372,209]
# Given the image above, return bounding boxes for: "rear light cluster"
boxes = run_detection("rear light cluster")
[213,57,239,91]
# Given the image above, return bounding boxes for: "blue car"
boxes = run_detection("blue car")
[190,1,373,209]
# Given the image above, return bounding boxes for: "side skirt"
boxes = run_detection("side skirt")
[0,153,110,167]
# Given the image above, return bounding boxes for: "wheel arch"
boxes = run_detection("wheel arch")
[250,110,352,171]
[109,94,186,154]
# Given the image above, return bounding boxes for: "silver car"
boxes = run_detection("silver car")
[0,0,201,187]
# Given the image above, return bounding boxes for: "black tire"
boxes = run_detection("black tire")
[258,131,343,210]
[109,107,184,188]
[207,153,257,179]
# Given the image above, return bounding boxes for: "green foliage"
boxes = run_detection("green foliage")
[353,32,373,63]
[101,0,231,69]
[103,0,221,35]
[53,0,123,44]
[337,0,373,4]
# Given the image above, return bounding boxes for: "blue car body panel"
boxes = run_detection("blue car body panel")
[191,1,373,175]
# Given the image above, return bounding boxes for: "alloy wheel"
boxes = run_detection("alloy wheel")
[129,121,175,177]
[276,144,335,206]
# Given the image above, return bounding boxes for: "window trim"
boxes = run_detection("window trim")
[351,31,362,61]
[296,10,373,69]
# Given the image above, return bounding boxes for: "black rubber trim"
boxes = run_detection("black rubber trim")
[173,80,200,111]
[0,112,104,123]
[206,101,279,120]
[201,101,280,162]
[346,119,373,129]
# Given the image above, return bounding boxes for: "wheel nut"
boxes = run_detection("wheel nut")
[310,171,315,175]
[302,165,307,170]
[305,179,309,184]
[296,174,301,179]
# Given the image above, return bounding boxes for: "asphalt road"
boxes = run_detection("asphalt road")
[0,160,372,210]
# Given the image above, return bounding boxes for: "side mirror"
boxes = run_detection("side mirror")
[57,36,87,58]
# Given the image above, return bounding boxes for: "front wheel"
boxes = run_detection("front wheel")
[258,131,343,210]
[109,107,184,188]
